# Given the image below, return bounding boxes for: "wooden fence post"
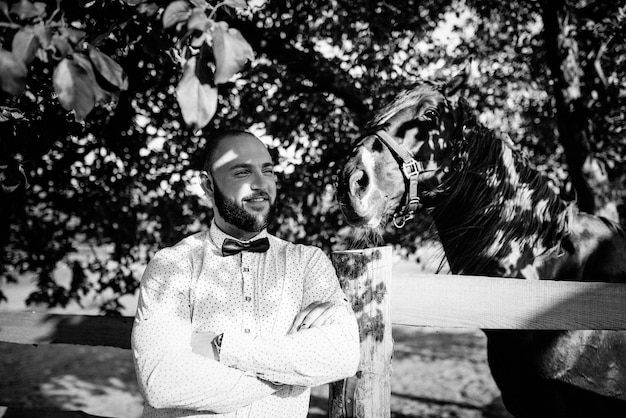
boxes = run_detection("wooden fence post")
[329,246,393,418]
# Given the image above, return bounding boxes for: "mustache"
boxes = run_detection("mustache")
[243,192,272,201]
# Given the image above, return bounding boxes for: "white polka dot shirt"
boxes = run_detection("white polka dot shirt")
[131,221,360,417]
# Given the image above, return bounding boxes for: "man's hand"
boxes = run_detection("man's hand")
[288,301,343,334]
[191,331,219,360]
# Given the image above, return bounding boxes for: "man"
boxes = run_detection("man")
[131,130,360,417]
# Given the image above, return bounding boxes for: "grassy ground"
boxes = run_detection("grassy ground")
[0,246,511,417]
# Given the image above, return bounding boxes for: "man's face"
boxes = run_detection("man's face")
[203,134,277,238]
[213,180,275,232]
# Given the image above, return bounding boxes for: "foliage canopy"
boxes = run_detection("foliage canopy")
[1,0,625,313]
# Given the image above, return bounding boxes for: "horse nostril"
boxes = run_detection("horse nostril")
[357,171,369,189]
[349,169,369,196]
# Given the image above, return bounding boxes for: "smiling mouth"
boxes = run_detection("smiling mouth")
[243,196,270,209]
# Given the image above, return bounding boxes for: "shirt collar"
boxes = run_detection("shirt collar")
[209,220,269,249]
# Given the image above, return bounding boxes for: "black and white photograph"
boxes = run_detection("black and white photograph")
[1,0,625,417]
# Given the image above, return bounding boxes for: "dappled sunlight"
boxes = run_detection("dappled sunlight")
[0,342,142,417]
[1,0,625,417]
[40,375,143,418]
[391,327,507,418]
[212,149,241,171]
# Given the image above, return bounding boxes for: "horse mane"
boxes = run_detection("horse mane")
[432,120,574,275]
[362,84,576,274]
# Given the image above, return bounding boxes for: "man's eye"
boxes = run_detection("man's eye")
[234,171,249,177]
[263,169,275,176]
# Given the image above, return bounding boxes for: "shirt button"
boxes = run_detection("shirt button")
[243,267,249,272]
[244,328,250,333]
[245,296,251,302]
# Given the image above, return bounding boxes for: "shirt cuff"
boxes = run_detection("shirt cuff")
[219,331,255,371]
[220,331,286,385]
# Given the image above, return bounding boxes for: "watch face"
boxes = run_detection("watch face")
[213,333,223,351]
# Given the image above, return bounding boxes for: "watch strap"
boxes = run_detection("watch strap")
[212,333,224,354]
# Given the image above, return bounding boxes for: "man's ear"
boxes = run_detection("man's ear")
[200,170,214,197]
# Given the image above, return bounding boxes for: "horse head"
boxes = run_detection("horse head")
[338,79,468,228]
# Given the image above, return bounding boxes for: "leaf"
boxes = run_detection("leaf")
[72,53,108,102]
[53,58,91,119]
[163,0,191,29]
[11,26,40,64]
[33,22,52,48]
[175,56,218,130]
[223,0,247,8]
[33,1,45,15]
[52,33,73,58]
[0,106,24,122]
[187,8,210,31]
[9,0,45,20]
[0,162,28,192]
[1,182,20,193]
[211,21,254,84]
[52,54,106,121]
[60,27,86,45]
[137,2,159,15]
[0,48,28,95]
[88,46,128,91]
[121,0,147,4]
[189,0,207,8]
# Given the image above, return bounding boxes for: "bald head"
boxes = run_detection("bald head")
[202,130,267,173]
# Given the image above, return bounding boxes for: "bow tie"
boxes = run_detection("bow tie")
[222,237,270,257]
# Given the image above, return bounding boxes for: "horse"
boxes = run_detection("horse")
[337,79,626,418]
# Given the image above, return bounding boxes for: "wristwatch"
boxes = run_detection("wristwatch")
[212,333,224,355]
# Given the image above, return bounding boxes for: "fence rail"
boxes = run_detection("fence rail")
[2,270,626,416]
[0,311,133,348]
[392,273,626,330]
[2,274,626,349]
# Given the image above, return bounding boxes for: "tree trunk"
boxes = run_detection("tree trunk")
[539,0,616,219]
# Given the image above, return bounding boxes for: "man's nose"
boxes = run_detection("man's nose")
[250,169,270,190]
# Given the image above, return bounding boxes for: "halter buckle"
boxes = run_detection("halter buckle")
[393,212,415,228]
[408,197,421,209]
[402,160,421,178]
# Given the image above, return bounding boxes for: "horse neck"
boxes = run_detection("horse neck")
[429,125,570,276]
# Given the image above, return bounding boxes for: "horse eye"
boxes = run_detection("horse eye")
[423,109,439,121]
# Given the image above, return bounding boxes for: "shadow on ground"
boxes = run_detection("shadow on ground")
[0,342,142,418]
[0,326,511,418]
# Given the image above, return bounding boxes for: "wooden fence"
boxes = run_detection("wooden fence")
[1,246,626,417]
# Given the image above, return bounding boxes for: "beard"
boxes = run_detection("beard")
[213,184,275,232]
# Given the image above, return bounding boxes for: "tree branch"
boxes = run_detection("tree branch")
[236,20,372,127]
[0,21,19,29]
[594,36,612,90]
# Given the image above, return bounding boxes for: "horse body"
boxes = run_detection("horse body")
[338,82,626,417]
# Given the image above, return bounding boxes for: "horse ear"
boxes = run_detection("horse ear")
[444,70,468,96]
[456,96,476,126]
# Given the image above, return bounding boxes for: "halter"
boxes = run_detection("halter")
[354,129,427,228]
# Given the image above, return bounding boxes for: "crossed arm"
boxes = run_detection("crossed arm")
[192,300,343,357]
[131,257,281,412]
[191,299,358,387]
[132,248,360,413]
